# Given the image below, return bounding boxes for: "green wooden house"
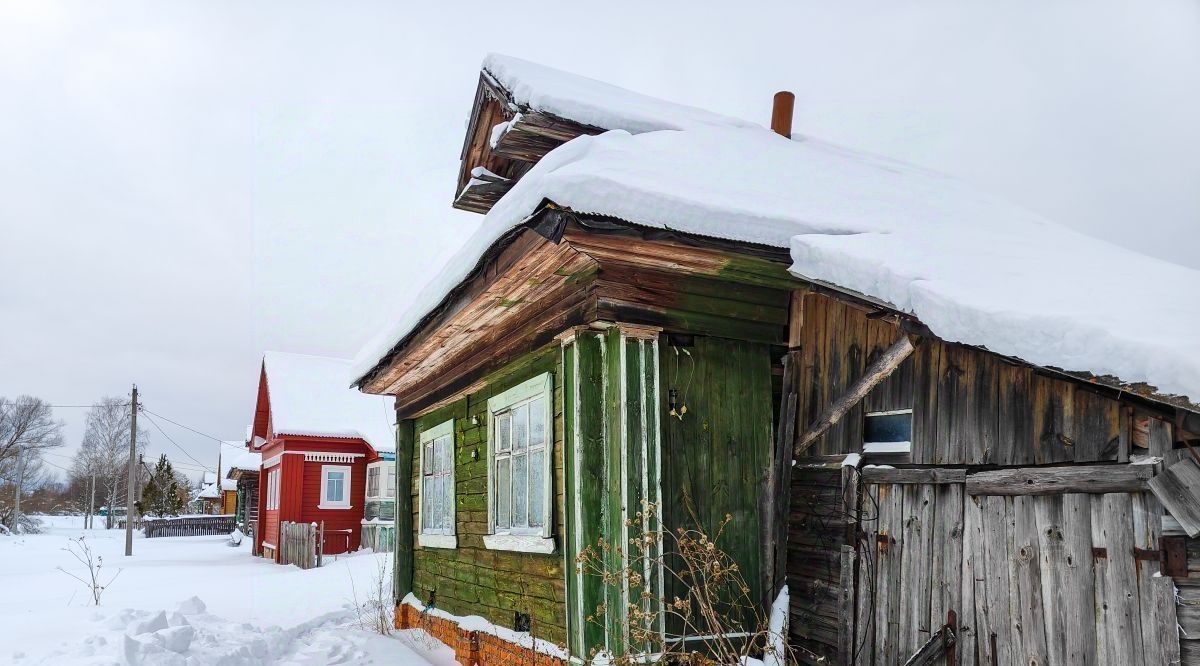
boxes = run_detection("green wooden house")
[353,54,1200,664]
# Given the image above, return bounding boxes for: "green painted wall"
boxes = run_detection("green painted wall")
[407,347,569,646]
[661,336,775,632]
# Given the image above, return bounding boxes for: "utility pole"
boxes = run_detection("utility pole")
[124,385,138,556]
[12,447,22,533]
[88,473,96,529]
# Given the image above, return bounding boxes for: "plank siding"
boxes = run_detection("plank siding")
[794,292,1131,466]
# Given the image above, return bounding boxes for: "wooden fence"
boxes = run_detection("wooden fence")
[279,521,323,570]
[142,514,236,538]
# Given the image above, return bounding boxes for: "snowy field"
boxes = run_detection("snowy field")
[0,515,455,665]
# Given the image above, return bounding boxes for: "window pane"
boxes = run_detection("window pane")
[423,443,433,473]
[495,457,511,528]
[422,477,434,530]
[386,467,396,498]
[529,450,545,528]
[496,413,511,452]
[512,453,528,527]
[367,468,379,497]
[513,403,529,452]
[529,397,546,446]
[442,474,454,531]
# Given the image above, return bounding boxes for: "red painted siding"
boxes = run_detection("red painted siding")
[256,436,375,557]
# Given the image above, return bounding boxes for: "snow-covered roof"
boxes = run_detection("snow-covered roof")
[197,482,220,500]
[222,442,261,476]
[201,471,217,485]
[483,53,756,135]
[264,351,396,452]
[354,56,1200,406]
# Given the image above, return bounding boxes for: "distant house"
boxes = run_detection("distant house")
[249,351,396,561]
[350,54,1200,664]
[195,470,233,515]
[222,440,261,529]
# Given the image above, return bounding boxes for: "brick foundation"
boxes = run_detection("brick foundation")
[395,604,568,666]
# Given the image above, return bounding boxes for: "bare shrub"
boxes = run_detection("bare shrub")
[57,536,121,605]
[350,554,394,635]
[577,502,793,665]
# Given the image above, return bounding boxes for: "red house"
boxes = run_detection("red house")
[250,351,395,561]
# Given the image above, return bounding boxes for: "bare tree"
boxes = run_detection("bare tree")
[74,398,147,529]
[0,453,53,532]
[0,396,64,468]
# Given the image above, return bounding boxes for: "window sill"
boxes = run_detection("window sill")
[483,534,555,554]
[317,504,353,510]
[418,533,457,549]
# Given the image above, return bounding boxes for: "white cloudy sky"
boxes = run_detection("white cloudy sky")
[2,0,1198,481]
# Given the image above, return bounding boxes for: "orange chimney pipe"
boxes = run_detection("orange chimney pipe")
[771,91,795,138]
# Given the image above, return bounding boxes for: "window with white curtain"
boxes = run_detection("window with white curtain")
[419,420,455,544]
[488,373,552,538]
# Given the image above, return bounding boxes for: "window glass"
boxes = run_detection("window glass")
[497,413,511,452]
[529,397,546,446]
[528,449,545,528]
[367,466,379,498]
[864,412,913,443]
[386,466,396,498]
[495,457,511,528]
[326,470,345,502]
[487,373,552,537]
[420,421,455,536]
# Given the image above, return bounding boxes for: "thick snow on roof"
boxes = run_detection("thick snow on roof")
[197,482,220,500]
[483,53,756,135]
[264,352,396,452]
[354,61,1200,405]
[220,441,260,478]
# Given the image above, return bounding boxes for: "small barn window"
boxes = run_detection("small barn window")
[319,465,352,509]
[418,419,456,549]
[863,410,913,454]
[484,373,554,553]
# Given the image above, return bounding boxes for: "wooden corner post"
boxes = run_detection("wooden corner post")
[394,419,416,604]
[560,323,664,661]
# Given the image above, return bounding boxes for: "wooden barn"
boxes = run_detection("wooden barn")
[249,351,395,560]
[352,54,1200,664]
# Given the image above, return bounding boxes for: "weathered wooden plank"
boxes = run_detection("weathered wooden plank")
[899,484,935,659]
[1031,373,1076,464]
[855,484,880,664]
[1148,457,1200,537]
[860,468,966,485]
[1009,495,1049,666]
[1032,494,1066,666]
[981,496,1016,664]
[875,484,904,666]
[1132,493,1169,666]
[1097,493,1144,665]
[960,494,981,666]
[763,351,800,608]
[966,464,1152,496]
[838,544,857,665]
[1059,494,1097,666]
[1074,389,1121,462]
[901,623,956,666]
[911,340,942,464]
[929,483,964,666]
[997,363,1035,466]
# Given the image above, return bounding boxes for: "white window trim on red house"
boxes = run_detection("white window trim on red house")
[319,464,352,510]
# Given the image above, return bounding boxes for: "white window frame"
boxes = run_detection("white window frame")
[319,465,352,510]
[418,419,456,549]
[485,373,554,553]
[266,469,280,510]
[366,460,396,500]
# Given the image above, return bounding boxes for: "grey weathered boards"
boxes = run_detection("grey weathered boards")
[854,476,1180,665]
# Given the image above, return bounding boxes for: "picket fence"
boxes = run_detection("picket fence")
[142,514,236,538]
[279,520,323,570]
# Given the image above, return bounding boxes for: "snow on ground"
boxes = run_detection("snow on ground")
[0,516,456,665]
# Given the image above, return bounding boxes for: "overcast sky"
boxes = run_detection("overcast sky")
[2,0,1198,482]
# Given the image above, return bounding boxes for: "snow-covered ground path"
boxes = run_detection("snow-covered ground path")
[0,516,456,665]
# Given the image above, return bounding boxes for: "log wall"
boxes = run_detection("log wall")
[408,347,568,646]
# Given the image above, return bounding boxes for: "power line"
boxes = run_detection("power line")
[140,412,210,470]
[138,407,227,444]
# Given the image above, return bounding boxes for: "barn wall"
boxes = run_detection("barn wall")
[798,291,1129,464]
[408,346,568,646]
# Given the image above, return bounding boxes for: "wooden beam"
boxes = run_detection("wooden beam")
[792,335,916,459]
[965,464,1153,496]
[860,467,966,485]
[761,351,800,608]
[1148,457,1200,537]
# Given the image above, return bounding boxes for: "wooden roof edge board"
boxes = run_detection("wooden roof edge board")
[1148,457,1200,537]
[453,178,515,215]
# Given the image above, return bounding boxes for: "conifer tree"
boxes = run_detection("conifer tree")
[136,455,185,518]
